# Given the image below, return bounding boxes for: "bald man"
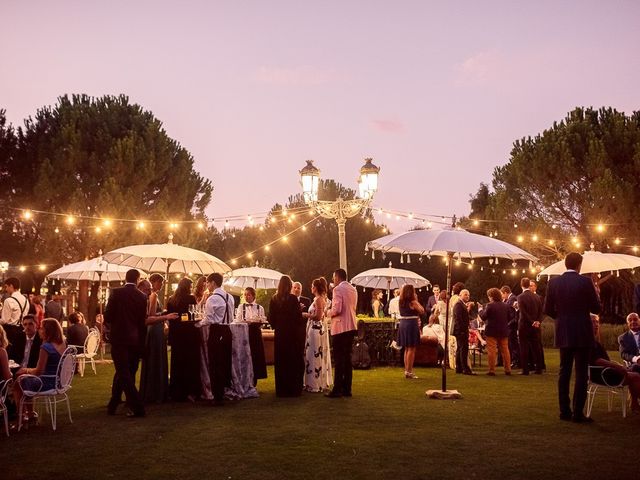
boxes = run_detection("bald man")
[291,281,311,313]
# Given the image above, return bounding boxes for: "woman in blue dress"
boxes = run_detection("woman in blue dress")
[14,318,66,420]
[397,284,424,379]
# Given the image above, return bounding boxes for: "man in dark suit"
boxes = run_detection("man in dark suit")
[291,281,311,313]
[501,285,519,368]
[453,289,475,375]
[544,252,601,423]
[634,284,640,314]
[426,285,440,317]
[104,269,148,417]
[517,278,543,375]
[618,312,640,373]
[7,314,41,368]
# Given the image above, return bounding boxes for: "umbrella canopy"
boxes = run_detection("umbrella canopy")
[103,239,231,276]
[366,227,537,262]
[352,264,430,291]
[47,257,134,282]
[538,250,640,277]
[224,266,284,290]
[366,226,537,395]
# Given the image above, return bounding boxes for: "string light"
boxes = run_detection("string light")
[23,210,33,220]
[65,215,75,225]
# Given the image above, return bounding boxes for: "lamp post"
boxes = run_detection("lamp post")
[94,251,107,362]
[300,158,380,274]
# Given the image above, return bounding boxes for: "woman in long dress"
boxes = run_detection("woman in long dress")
[303,277,332,392]
[268,275,306,397]
[138,278,174,403]
[167,277,201,402]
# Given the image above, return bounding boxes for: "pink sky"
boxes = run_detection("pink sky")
[2,0,639,231]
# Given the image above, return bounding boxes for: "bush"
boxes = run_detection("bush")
[541,317,627,352]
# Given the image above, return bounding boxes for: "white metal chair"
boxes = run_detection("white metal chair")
[18,346,77,431]
[0,378,13,436]
[73,328,101,376]
[586,365,629,418]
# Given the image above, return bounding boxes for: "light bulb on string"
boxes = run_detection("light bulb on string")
[66,215,75,225]
[22,210,33,220]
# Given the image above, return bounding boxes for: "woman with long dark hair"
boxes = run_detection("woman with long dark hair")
[268,275,306,397]
[166,277,200,401]
[397,284,424,379]
[303,277,332,392]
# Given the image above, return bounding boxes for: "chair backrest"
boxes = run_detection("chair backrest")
[84,329,101,356]
[589,365,625,388]
[56,346,77,393]
[0,378,13,407]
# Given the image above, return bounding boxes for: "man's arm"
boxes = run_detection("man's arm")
[619,334,639,364]
[330,288,343,318]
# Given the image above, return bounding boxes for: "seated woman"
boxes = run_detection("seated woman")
[0,325,12,383]
[66,312,89,353]
[590,314,640,413]
[422,314,445,366]
[14,318,67,422]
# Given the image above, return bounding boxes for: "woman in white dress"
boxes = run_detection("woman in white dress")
[303,277,333,392]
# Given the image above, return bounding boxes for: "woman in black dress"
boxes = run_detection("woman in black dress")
[268,275,306,397]
[166,277,201,401]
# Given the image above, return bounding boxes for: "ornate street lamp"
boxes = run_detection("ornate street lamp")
[300,158,380,274]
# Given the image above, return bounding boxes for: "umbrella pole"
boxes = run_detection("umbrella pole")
[442,252,453,392]
[164,261,170,302]
[387,278,391,305]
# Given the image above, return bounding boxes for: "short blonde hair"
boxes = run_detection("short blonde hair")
[0,325,8,349]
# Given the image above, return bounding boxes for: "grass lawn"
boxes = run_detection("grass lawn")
[4,349,636,480]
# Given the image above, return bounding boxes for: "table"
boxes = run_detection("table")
[225,322,259,399]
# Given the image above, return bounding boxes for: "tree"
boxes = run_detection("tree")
[466,106,640,321]
[0,95,212,295]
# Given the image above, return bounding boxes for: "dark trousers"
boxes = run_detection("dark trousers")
[558,347,590,417]
[455,333,470,373]
[110,344,144,414]
[518,327,542,373]
[508,325,520,366]
[331,330,356,395]
[208,324,232,402]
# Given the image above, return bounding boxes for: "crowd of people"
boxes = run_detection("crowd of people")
[2,251,640,428]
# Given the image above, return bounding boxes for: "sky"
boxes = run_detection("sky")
[2,0,639,231]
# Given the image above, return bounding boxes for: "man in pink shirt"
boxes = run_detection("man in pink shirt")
[326,268,358,398]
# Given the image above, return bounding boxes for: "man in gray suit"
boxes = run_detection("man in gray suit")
[618,312,640,374]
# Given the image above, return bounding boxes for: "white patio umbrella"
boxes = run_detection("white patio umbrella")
[224,266,284,291]
[103,234,231,297]
[47,257,134,283]
[351,262,430,301]
[366,226,537,397]
[538,249,640,277]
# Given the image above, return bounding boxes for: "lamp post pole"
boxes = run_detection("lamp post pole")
[300,158,380,276]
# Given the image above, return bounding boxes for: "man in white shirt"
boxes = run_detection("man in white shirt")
[236,287,265,322]
[388,289,401,320]
[2,277,30,347]
[204,272,234,405]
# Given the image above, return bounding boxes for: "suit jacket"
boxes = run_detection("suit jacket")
[618,330,640,364]
[104,283,148,349]
[479,301,513,338]
[505,293,518,328]
[297,296,312,314]
[543,271,601,348]
[8,333,42,368]
[452,300,470,336]
[426,295,438,316]
[517,290,542,330]
[635,284,640,315]
[329,281,357,335]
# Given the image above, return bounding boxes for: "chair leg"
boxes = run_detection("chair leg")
[586,385,596,418]
[3,410,8,437]
[50,398,57,431]
[79,358,85,377]
[91,357,97,375]
[17,398,25,432]
[66,395,73,424]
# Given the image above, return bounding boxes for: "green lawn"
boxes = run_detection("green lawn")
[4,349,636,480]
